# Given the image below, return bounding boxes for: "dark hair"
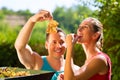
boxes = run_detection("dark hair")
[46,27,66,41]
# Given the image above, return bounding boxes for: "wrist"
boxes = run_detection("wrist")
[29,16,37,23]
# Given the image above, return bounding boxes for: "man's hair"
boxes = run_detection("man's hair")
[46,28,66,41]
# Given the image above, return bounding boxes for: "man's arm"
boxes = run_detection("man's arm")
[14,10,52,70]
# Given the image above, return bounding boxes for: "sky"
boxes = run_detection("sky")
[0,0,80,13]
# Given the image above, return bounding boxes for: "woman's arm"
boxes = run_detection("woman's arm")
[64,34,75,80]
[64,34,108,80]
[65,53,108,80]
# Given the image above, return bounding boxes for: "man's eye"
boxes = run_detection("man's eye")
[60,41,64,45]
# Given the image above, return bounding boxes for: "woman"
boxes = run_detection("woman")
[64,17,111,80]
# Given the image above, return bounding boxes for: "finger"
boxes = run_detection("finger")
[73,36,79,44]
[44,13,53,20]
[71,34,79,44]
[66,34,72,42]
[38,9,53,20]
[60,74,64,79]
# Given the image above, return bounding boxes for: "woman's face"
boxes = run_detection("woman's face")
[45,32,66,59]
[77,20,95,44]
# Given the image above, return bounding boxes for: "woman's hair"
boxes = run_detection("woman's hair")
[85,17,103,50]
[46,27,66,41]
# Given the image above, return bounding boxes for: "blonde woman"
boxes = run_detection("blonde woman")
[64,17,111,80]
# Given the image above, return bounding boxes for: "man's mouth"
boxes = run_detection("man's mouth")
[55,49,62,54]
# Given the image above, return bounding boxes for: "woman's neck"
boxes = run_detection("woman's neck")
[82,43,100,60]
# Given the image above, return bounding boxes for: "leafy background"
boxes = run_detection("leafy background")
[0,0,120,79]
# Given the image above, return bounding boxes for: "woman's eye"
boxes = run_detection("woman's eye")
[78,26,88,31]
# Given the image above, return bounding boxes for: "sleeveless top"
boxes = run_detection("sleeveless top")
[51,62,79,80]
[88,52,111,80]
[41,56,64,80]
[51,52,111,80]
[51,71,64,80]
[41,56,56,71]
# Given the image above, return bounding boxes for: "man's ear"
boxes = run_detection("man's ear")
[45,41,48,49]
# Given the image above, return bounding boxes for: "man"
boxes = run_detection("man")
[14,10,66,71]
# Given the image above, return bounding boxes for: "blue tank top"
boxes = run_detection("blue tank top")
[51,71,64,80]
[41,56,64,80]
[41,56,56,71]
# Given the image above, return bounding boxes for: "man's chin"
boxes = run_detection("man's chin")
[54,54,63,59]
[55,52,64,55]
[54,56,61,60]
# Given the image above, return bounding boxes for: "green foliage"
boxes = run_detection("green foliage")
[94,0,120,79]
[0,21,23,67]
[0,21,16,44]
[73,44,86,66]
[0,7,15,15]
[29,21,48,45]
[16,9,33,20]
[77,0,120,79]
[1,2,120,79]
[0,10,5,20]
[53,5,94,33]
[94,0,120,28]
[29,21,49,56]
[103,27,120,80]
[0,19,49,67]
[0,43,23,67]
[0,7,33,20]
[78,0,120,79]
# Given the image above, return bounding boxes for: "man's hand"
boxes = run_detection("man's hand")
[30,10,53,22]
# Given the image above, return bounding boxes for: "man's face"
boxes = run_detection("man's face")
[45,32,66,59]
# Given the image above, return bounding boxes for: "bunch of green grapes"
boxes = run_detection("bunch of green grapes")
[0,67,30,78]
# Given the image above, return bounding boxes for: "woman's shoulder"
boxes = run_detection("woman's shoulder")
[95,52,110,63]
[88,52,109,70]
[94,52,107,64]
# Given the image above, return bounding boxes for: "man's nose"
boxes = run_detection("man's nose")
[56,43,62,48]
